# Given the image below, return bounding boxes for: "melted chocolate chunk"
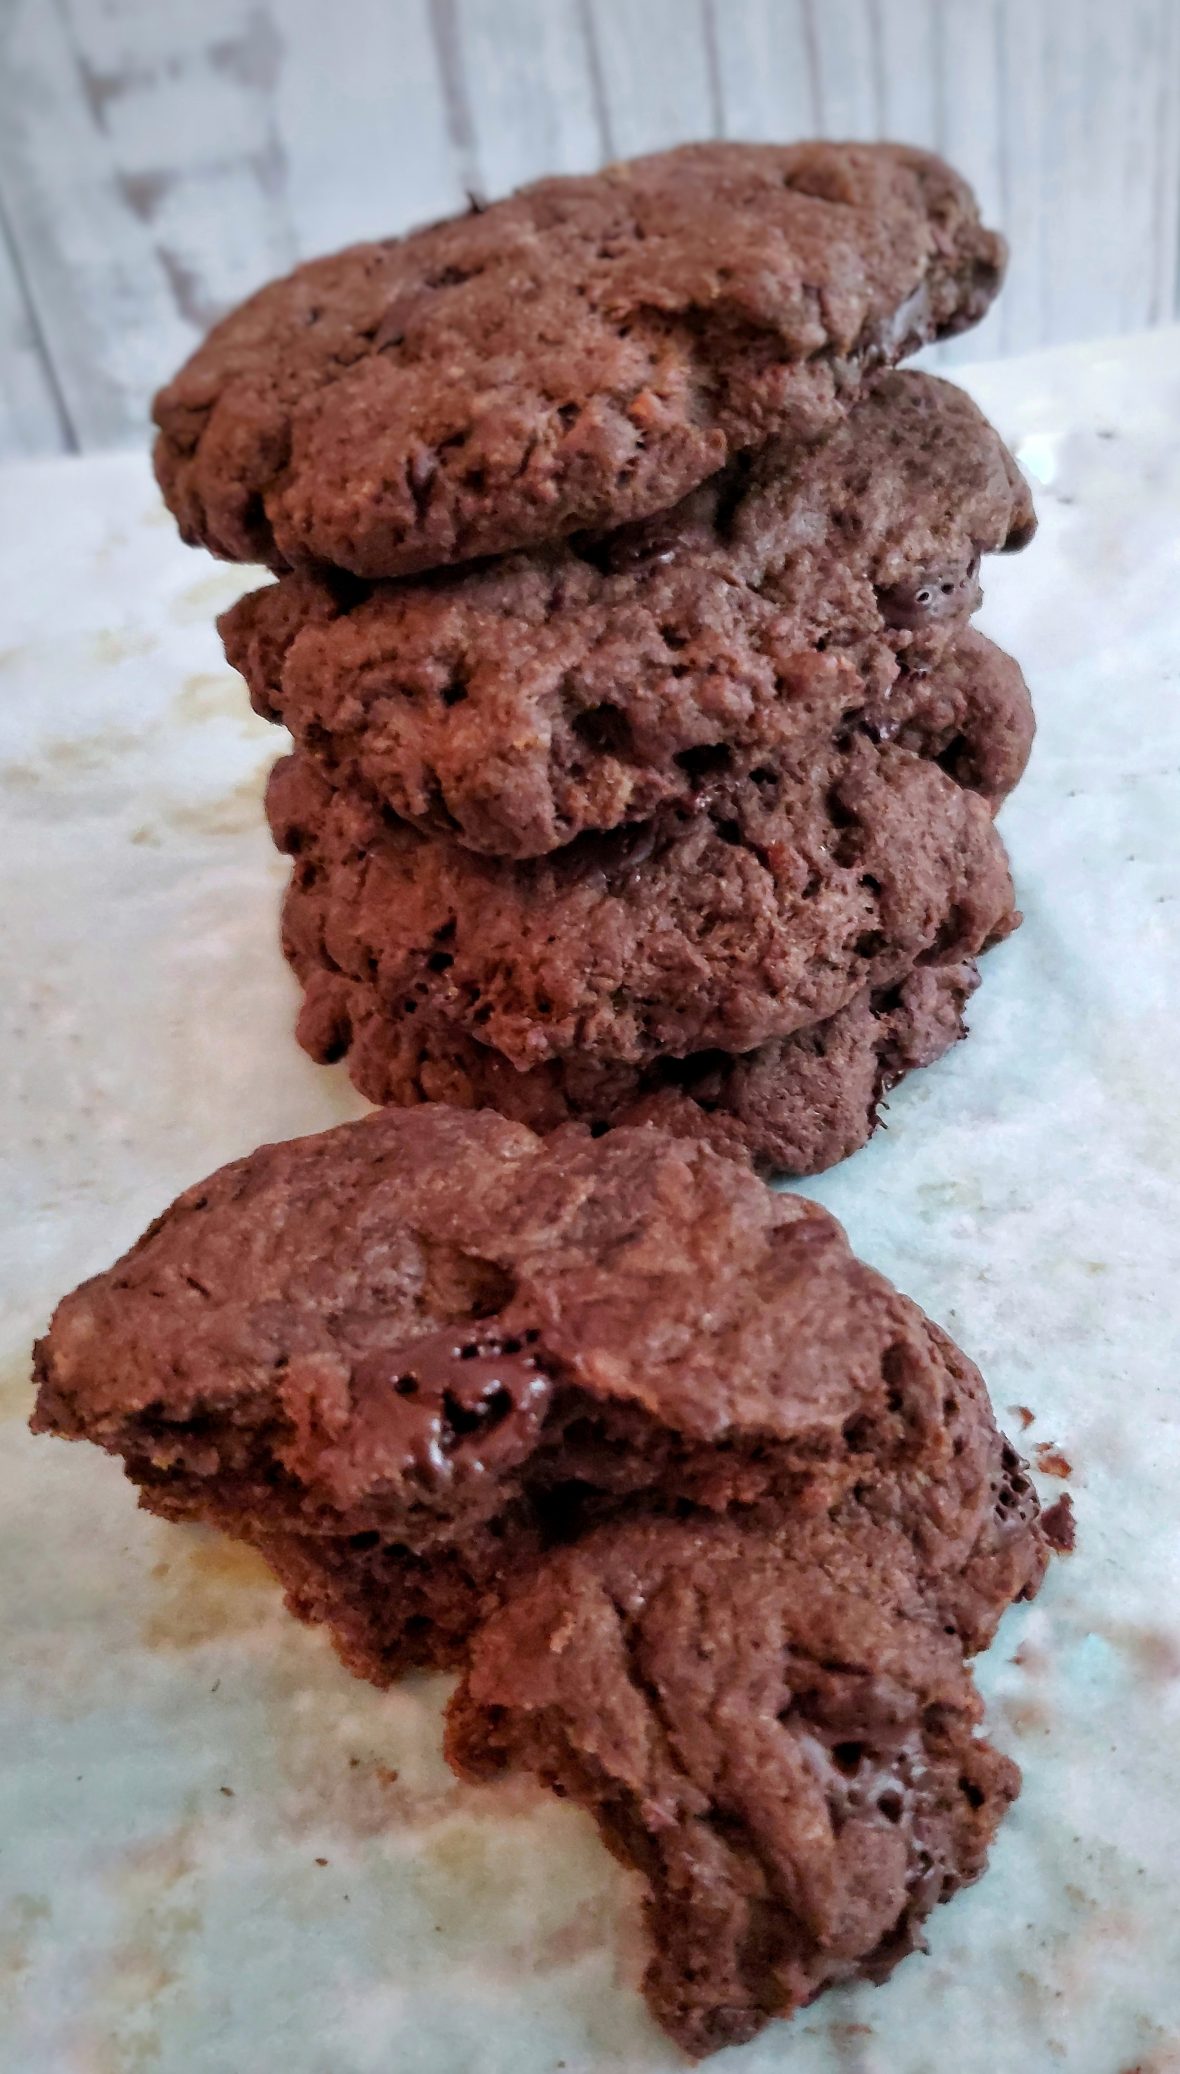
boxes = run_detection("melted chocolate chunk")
[353,1327,552,1487]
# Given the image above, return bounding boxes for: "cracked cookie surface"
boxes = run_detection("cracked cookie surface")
[288,951,983,1178]
[268,715,1016,1071]
[448,1511,1020,2057]
[155,142,1005,579]
[222,373,1032,856]
[33,1109,1047,1680]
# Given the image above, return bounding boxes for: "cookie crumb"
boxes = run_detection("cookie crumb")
[1041,1495,1076,1553]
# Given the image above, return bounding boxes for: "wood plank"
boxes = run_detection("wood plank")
[804,0,879,138]
[1156,0,1180,325]
[989,0,1180,353]
[869,0,938,143]
[441,0,604,199]
[1111,0,1179,332]
[0,196,71,457]
[588,0,718,157]
[710,0,818,141]
[1040,0,1110,346]
[271,0,465,251]
[992,0,1048,357]
[931,0,1006,365]
[0,0,298,448]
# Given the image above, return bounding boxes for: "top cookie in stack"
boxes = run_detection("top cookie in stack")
[155,140,1034,1176]
[155,141,1005,575]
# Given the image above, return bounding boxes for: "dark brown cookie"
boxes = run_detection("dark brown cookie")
[268,716,1015,1071]
[221,374,1033,856]
[290,951,983,1179]
[879,630,1034,807]
[33,1109,1048,1683]
[447,1512,1020,2057]
[139,1484,539,1685]
[154,142,1005,579]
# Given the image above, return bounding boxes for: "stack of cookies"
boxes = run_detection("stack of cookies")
[154,140,1035,1176]
[32,142,1067,2061]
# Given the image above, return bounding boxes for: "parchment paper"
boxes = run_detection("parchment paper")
[2,328,1178,2074]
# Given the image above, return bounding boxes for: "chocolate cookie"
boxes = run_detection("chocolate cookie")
[154,142,1004,579]
[288,953,983,1178]
[33,1109,1047,1681]
[268,720,1015,1071]
[448,1512,1020,2056]
[881,630,1034,808]
[221,374,1033,856]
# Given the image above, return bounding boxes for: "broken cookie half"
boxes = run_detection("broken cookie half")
[32,1107,1048,1680]
[449,1511,1020,2057]
[30,1105,1060,2055]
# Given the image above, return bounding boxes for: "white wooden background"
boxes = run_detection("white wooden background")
[0,0,1178,459]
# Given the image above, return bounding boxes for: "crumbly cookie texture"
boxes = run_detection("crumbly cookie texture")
[287,952,983,1180]
[155,142,1005,579]
[266,623,1027,1166]
[33,1109,1047,1682]
[267,718,1015,1071]
[448,1512,1020,2057]
[221,372,1033,856]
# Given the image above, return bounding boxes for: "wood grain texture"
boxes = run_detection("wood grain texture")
[0,0,298,451]
[709,0,817,140]
[272,0,465,253]
[439,0,604,195]
[925,1,1004,363]
[0,0,1177,458]
[588,0,719,155]
[1155,0,1180,327]
[0,187,71,455]
[805,0,880,139]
